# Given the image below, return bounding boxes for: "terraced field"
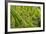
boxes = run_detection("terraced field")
[10,5,41,28]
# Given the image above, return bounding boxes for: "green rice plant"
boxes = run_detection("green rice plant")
[10,5,41,28]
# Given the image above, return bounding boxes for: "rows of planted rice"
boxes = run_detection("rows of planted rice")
[10,5,41,28]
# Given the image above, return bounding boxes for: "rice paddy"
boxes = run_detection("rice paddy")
[10,5,41,28]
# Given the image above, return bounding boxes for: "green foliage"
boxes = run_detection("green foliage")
[10,5,41,28]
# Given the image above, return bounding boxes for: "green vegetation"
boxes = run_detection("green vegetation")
[10,5,41,28]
